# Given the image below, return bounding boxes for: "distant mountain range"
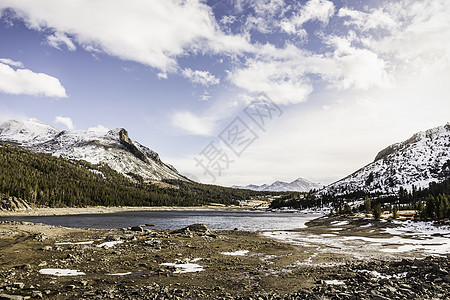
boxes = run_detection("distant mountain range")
[0,119,185,182]
[321,123,450,195]
[233,177,323,192]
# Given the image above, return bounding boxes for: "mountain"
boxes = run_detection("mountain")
[0,119,185,182]
[233,177,323,192]
[321,123,450,196]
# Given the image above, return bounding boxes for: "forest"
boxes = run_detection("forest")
[270,178,450,221]
[0,143,267,208]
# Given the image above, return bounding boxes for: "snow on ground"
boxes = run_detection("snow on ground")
[160,258,204,274]
[55,241,95,245]
[39,268,85,276]
[331,220,349,226]
[221,250,249,256]
[324,280,345,285]
[262,220,450,261]
[357,270,408,279]
[97,241,123,248]
[107,272,132,276]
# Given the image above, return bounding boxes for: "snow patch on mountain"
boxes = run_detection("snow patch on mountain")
[321,123,450,195]
[233,177,323,192]
[0,119,185,181]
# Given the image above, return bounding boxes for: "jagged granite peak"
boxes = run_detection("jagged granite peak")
[321,123,450,196]
[0,119,185,181]
[233,177,323,192]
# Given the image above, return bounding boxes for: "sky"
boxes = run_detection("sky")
[0,0,449,187]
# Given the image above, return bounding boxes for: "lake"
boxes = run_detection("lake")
[0,210,321,231]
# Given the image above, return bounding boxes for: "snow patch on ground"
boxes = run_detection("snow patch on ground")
[39,268,85,276]
[331,221,349,226]
[97,241,123,248]
[107,272,132,276]
[55,241,94,245]
[160,258,204,274]
[221,250,249,256]
[324,280,345,285]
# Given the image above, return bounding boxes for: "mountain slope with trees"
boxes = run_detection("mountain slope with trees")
[0,143,265,208]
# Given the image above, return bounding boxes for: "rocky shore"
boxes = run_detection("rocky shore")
[0,216,449,299]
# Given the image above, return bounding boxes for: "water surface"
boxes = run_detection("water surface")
[0,210,321,231]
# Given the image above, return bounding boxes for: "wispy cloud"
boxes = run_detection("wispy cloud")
[171,111,215,136]
[182,68,220,86]
[0,58,24,68]
[46,32,76,51]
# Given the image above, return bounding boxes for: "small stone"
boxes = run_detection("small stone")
[12,283,24,289]
[31,291,43,299]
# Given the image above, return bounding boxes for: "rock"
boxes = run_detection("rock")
[31,291,43,299]
[12,283,24,289]
[0,294,23,300]
[145,224,156,227]
[171,223,212,235]
[0,196,32,212]
[130,226,144,232]
[104,235,121,241]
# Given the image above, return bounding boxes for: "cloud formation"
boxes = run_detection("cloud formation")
[171,111,215,136]
[54,116,74,130]
[0,0,252,73]
[182,68,220,86]
[0,58,24,68]
[0,61,67,98]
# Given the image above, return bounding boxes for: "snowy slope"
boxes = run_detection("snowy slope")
[321,123,450,195]
[0,119,185,181]
[233,177,323,192]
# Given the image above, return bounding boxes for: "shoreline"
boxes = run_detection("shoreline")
[0,205,252,217]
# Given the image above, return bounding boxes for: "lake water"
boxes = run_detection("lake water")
[0,210,321,231]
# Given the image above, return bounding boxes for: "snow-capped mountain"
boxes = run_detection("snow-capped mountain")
[0,119,185,181]
[321,123,450,195]
[233,177,323,192]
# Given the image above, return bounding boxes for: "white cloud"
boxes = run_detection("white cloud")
[280,0,335,35]
[171,111,215,136]
[46,31,76,51]
[0,58,24,68]
[228,58,313,105]
[88,124,109,134]
[54,116,74,130]
[0,0,253,73]
[157,72,168,80]
[324,36,391,90]
[182,68,220,86]
[200,91,211,101]
[0,62,67,98]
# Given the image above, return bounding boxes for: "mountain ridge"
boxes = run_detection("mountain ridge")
[233,177,323,192]
[320,123,450,196]
[0,119,185,182]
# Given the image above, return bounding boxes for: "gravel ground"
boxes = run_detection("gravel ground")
[0,215,448,299]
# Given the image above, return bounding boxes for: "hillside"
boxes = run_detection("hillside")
[0,143,262,208]
[321,123,450,196]
[0,119,184,181]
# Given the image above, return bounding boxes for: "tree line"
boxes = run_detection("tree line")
[0,143,266,208]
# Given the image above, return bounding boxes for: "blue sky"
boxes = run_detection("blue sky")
[1,0,450,186]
